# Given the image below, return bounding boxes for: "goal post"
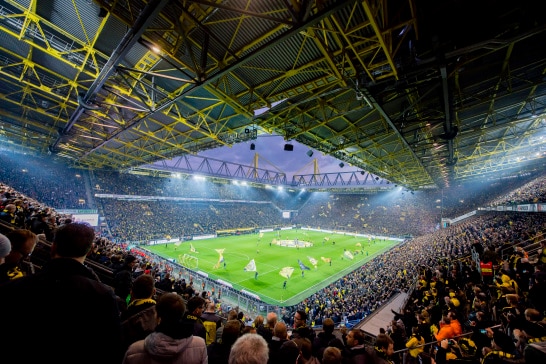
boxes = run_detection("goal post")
[179,254,199,269]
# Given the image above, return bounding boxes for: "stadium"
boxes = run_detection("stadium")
[1,1,546,363]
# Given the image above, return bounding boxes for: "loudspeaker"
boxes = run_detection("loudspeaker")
[284,144,294,151]
[250,143,255,150]
[339,162,344,168]
[306,150,313,157]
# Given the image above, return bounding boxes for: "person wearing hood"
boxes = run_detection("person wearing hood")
[123,292,207,364]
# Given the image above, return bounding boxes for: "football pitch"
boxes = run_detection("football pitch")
[145,229,400,306]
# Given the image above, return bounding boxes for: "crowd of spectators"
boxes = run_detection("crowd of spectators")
[2,150,546,363]
[98,199,286,242]
[0,150,90,209]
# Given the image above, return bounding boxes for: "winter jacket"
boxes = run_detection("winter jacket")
[123,332,207,364]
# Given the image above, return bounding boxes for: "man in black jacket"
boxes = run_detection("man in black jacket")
[0,222,123,364]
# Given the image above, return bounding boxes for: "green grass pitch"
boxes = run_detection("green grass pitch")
[145,230,399,306]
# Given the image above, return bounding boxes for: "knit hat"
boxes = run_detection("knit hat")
[0,233,11,259]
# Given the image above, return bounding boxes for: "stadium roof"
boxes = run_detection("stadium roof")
[0,0,545,190]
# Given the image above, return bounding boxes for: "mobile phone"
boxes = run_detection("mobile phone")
[480,329,487,334]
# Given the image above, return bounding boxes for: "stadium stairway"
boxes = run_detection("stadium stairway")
[354,291,408,338]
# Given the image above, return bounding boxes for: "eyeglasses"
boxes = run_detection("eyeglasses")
[294,316,303,321]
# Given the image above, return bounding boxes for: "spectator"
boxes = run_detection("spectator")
[207,320,241,364]
[341,328,367,364]
[268,322,290,364]
[228,333,269,364]
[201,300,223,345]
[113,254,139,312]
[0,203,16,225]
[277,339,300,364]
[257,311,277,343]
[322,346,343,364]
[29,211,54,241]
[123,292,207,364]
[291,310,315,341]
[183,295,207,341]
[312,318,336,361]
[293,337,320,364]
[365,333,394,364]
[0,232,11,264]
[405,327,425,364]
[0,222,123,364]
[0,229,38,284]
[121,274,158,352]
[217,309,239,343]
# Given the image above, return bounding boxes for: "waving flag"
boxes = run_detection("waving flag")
[321,257,331,263]
[213,249,225,269]
[343,250,354,260]
[190,243,198,253]
[298,259,311,271]
[308,256,318,268]
[244,259,257,272]
[279,267,294,279]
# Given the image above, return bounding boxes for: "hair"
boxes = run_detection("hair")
[273,322,288,339]
[223,320,242,346]
[242,325,257,335]
[52,222,95,257]
[5,229,37,254]
[296,310,307,321]
[278,339,300,364]
[253,315,264,327]
[228,309,239,320]
[155,292,186,338]
[266,312,278,328]
[350,329,365,345]
[186,295,206,313]
[322,346,342,364]
[375,333,394,351]
[524,308,542,321]
[323,318,335,333]
[130,274,155,299]
[228,333,269,364]
[293,337,313,360]
[206,301,216,311]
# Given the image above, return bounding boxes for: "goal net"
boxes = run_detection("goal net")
[179,254,199,269]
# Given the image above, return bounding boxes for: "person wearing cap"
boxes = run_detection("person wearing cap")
[0,222,123,364]
[0,232,11,265]
[123,292,207,364]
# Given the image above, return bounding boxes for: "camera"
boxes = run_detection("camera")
[448,339,456,345]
